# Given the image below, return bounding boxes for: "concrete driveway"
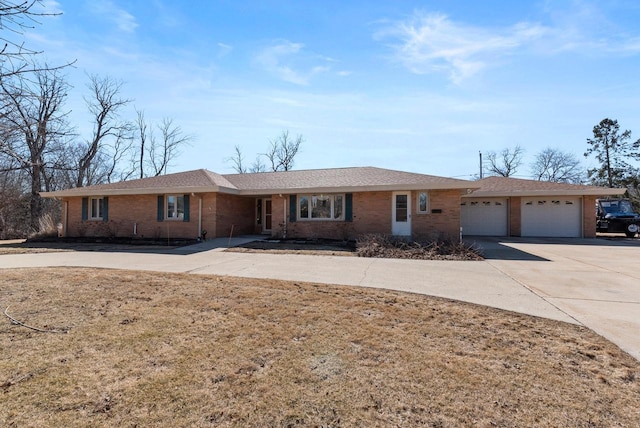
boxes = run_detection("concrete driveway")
[476,237,640,361]
[0,236,638,360]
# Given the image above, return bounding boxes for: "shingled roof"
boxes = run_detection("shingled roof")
[41,169,238,197]
[41,167,476,198]
[225,167,475,195]
[464,176,624,197]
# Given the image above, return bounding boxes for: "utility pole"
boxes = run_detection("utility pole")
[479,151,483,179]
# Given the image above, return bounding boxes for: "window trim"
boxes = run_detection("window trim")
[166,194,185,220]
[88,197,104,220]
[416,191,430,214]
[297,193,346,221]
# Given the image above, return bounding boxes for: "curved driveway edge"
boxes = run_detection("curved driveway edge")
[1,236,638,360]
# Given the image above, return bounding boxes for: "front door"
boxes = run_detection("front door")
[392,191,411,236]
[263,199,272,233]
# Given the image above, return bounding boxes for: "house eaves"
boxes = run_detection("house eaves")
[236,183,479,196]
[40,167,478,198]
[226,166,477,195]
[41,185,240,198]
[40,169,240,199]
[462,176,626,198]
[464,188,626,198]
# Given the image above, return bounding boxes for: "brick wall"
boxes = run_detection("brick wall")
[509,197,522,237]
[275,191,391,240]
[64,194,212,239]
[62,189,466,241]
[352,191,392,237]
[214,193,255,237]
[583,195,597,238]
[272,190,462,241]
[412,189,462,241]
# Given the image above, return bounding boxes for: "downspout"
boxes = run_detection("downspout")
[282,196,287,239]
[198,195,203,239]
[507,197,511,237]
[63,199,68,237]
[581,196,584,238]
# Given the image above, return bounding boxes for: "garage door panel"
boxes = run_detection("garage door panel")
[521,198,581,237]
[461,198,508,236]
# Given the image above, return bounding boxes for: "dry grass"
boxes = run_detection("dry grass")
[1,268,639,427]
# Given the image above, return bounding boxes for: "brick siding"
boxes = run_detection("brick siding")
[509,197,522,237]
[273,190,462,241]
[62,190,466,241]
[412,189,462,241]
[214,193,255,237]
[583,195,597,238]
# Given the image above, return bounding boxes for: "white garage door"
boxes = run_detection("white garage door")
[461,198,508,236]
[521,198,582,237]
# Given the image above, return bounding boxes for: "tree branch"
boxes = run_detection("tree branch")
[3,305,68,333]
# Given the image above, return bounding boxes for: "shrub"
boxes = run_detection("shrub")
[27,213,59,240]
[355,234,483,261]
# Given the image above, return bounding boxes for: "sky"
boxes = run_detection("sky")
[21,0,640,180]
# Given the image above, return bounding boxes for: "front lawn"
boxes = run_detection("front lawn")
[1,268,638,426]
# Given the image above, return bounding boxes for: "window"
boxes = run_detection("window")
[166,195,185,220]
[298,194,344,220]
[89,197,103,219]
[417,192,429,214]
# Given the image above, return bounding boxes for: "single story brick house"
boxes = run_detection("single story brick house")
[461,176,624,238]
[41,167,478,241]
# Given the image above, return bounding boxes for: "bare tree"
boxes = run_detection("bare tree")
[150,117,190,176]
[249,156,266,173]
[228,144,246,173]
[135,109,147,178]
[531,148,584,183]
[486,145,524,177]
[228,130,303,173]
[0,68,72,229]
[75,75,132,187]
[0,1,72,79]
[134,112,192,177]
[227,146,268,173]
[104,127,135,183]
[264,130,303,172]
[0,159,29,238]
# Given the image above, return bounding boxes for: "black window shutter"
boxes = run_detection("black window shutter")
[102,197,109,222]
[81,197,88,221]
[345,193,353,222]
[183,194,190,222]
[289,195,296,222]
[157,195,164,222]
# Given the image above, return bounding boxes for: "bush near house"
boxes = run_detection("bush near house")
[355,234,483,261]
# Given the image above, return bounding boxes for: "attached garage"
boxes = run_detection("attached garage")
[521,197,582,237]
[461,198,508,236]
[462,176,625,238]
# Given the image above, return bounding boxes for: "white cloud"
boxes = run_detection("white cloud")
[34,0,63,15]
[88,0,138,33]
[377,4,640,83]
[377,12,548,83]
[255,40,331,85]
[216,42,233,58]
